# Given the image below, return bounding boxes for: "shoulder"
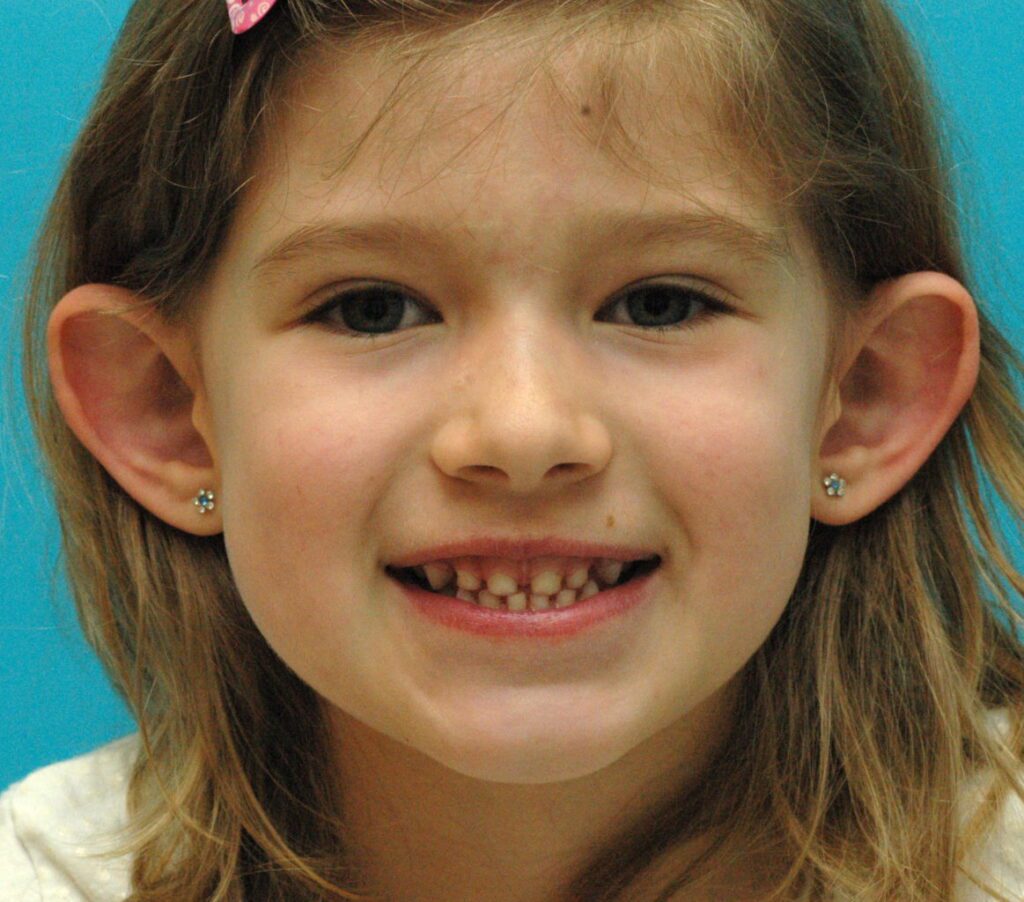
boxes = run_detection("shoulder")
[0,735,137,902]
[956,708,1024,901]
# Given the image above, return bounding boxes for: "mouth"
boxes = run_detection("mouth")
[385,555,662,612]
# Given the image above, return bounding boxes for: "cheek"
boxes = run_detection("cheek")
[647,358,817,633]
[675,403,811,530]
[209,371,402,650]
[652,355,816,502]
[214,355,395,534]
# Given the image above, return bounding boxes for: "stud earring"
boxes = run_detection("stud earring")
[194,488,216,514]
[823,473,847,497]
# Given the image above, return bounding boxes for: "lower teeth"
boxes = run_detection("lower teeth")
[454,580,603,611]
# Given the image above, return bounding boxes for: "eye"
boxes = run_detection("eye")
[305,279,732,340]
[304,282,437,340]
[598,281,732,333]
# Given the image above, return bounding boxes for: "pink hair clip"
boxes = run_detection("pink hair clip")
[226,0,278,35]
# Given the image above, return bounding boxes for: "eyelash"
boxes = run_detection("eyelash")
[303,280,733,341]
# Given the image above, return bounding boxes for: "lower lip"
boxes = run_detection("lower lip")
[390,566,659,640]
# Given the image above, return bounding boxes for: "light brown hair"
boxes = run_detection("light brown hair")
[15,0,1024,899]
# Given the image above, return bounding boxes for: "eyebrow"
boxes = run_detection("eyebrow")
[595,209,790,264]
[251,209,791,279]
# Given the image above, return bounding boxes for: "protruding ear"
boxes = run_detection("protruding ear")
[811,272,980,525]
[46,284,222,535]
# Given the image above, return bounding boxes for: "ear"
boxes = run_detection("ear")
[811,271,980,525]
[46,284,222,535]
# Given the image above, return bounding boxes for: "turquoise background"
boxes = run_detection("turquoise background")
[1,0,1022,790]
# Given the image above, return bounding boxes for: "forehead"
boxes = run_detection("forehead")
[234,20,802,274]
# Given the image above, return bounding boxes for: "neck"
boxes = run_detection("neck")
[326,677,775,902]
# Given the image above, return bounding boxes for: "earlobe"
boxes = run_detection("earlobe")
[811,272,980,525]
[46,284,222,536]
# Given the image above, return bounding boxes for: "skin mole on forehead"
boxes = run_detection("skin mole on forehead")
[580,103,592,116]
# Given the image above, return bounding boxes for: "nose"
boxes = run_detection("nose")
[429,309,613,495]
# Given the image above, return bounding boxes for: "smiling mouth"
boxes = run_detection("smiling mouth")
[386,556,661,612]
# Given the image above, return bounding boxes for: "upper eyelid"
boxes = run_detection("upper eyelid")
[607,277,734,310]
[309,281,428,311]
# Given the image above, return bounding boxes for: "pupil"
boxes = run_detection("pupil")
[345,288,404,333]
[627,286,690,327]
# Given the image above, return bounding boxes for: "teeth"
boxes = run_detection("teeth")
[555,588,578,608]
[506,592,528,612]
[448,577,606,611]
[529,594,552,611]
[486,572,520,597]
[477,589,503,609]
[565,564,590,590]
[594,559,623,585]
[457,587,502,609]
[530,569,563,596]
[423,561,454,591]
[404,555,649,609]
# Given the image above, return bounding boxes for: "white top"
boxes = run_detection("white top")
[2,714,1023,901]
[1,735,134,902]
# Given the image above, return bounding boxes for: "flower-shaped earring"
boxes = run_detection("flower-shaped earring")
[823,473,847,497]
[194,489,217,515]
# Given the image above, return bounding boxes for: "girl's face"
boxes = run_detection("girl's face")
[192,37,836,783]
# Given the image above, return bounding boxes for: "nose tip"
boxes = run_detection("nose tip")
[431,413,612,495]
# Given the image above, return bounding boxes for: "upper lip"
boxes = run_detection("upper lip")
[387,537,661,568]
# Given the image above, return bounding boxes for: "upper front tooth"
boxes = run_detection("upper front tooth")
[486,572,520,597]
[530,569,563,596]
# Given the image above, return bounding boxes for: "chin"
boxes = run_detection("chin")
[423,729,635,785]
[443,755,616,785]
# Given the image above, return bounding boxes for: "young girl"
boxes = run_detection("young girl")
[3,0,1024,899]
